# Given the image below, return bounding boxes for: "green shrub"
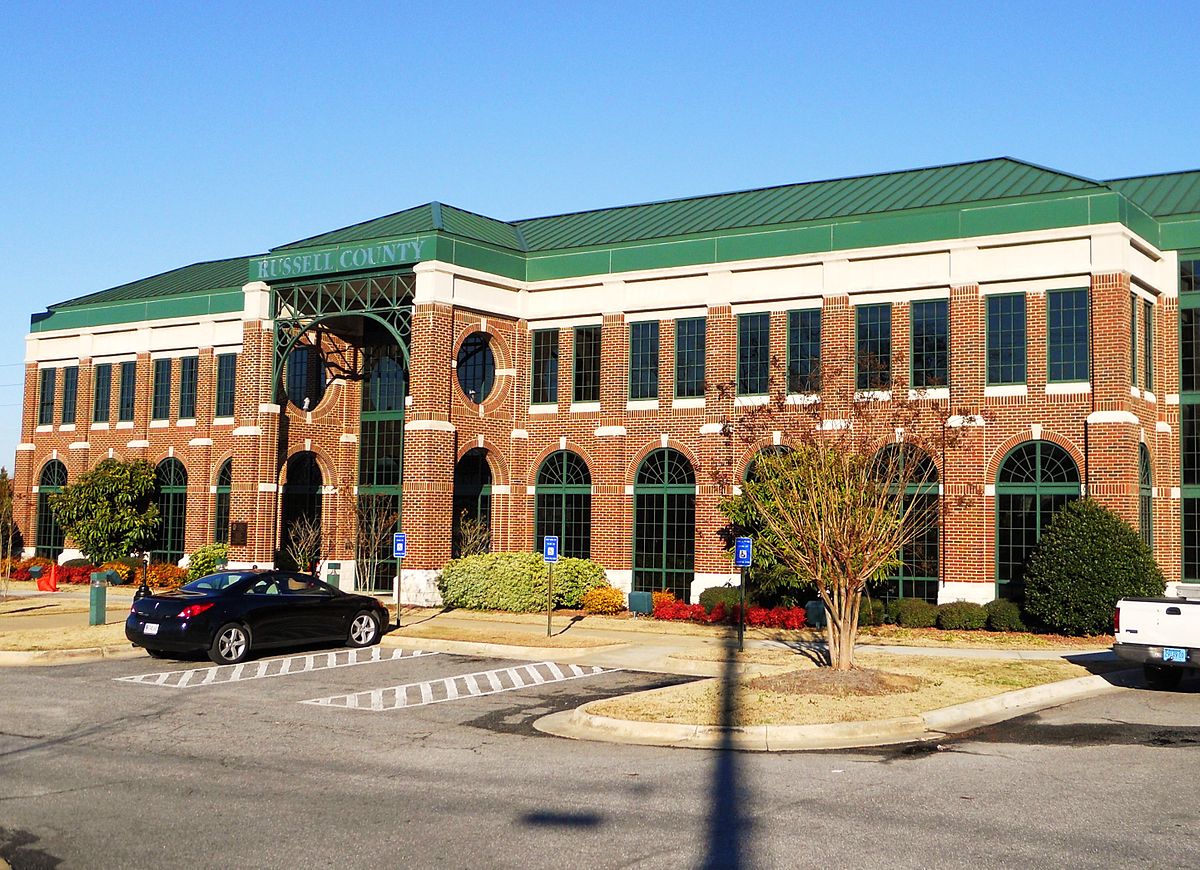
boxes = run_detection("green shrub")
[437,553,609,612]
[699,585,741,612]
[936,601,988,630]
[62,558,92,568]
[858,597,885,627]
[1024,499,1165,635]
[893,598,938,628]
[187,542,229,582]
[582,586,626,615]
[985,598,1026,632]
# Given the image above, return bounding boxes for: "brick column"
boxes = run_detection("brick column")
[593,312,630,577]
[1087,272,1139,527]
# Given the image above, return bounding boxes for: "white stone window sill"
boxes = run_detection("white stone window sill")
[1145,390,1157,403]
[59,423,76,432]
[90,422,110,431]
[35,424,52,433]
[116,421,134,429]
[984,384,1027,398]
[570,402,601,413]
[854,390,892,402]
[627,399,660,411]
[733,395,769,408]
[786,393,821,406]
[1046,382,1091,396]
[908,387,949,401]
[671,397,705,409]
[149,419,170,428]
[213,416,235,426]
[529,404,557,415]
[177,418,196,428]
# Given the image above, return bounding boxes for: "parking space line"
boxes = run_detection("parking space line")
[300,661,616,712]
[114,647,440,689]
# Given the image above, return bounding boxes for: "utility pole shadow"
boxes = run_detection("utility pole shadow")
[702,625,753,869]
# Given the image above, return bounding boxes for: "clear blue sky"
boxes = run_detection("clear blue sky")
[2,0,1196,467]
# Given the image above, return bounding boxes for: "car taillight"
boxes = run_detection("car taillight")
[177,603,215,620]
[1113,607,1120,634]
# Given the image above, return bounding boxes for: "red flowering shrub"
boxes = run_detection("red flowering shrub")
[654,597,807,629]
[58,565,98,584]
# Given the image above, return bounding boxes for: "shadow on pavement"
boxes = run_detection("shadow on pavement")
[702,626,753,869]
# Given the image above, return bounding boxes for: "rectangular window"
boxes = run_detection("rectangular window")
[855,304,892,390]
[1184,404,1200,488]
[1182,258,1197,294]
[92,363,112,422]
[178,356,198,419]
[1131,294,1138,386]
[1183,309,1200,393]
[986,294,1027,385]
[118,361,136,421]
[215,353,237,417]
[737,312,770,394]
[1186,498,1200,582]
[629,321,660,400]
[151,358,172,420]
[674,317,706,399]
[1143,300,1153,393]
[787,309,821,393]
[910,299,948,389]
[60,366,77,425]
[37,368,56,426]
[572,326,601,403]
[531,329,559,405]
[1047,288,1089,382]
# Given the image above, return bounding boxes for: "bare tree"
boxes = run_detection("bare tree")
[0,467,17,600]
[355,494,397,591]
[454,511,491,558]
[285,514,323,575]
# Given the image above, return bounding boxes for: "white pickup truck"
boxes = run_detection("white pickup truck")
[1114,584,1200,690]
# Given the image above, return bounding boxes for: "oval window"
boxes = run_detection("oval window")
[286,345,328,411]
[456,333,496,404]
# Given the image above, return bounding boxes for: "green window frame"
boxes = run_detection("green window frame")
[286,346,326,411]
[530,329,559,405]
[118,360,136,422]
[1139,444,1153,548]
[629,321,659,400]
[60,366,77,425]
[215,353,237,417]
[452,448,492,558]
[1046,288,1089,383]
[535,450,592,560]
[787,309,821,393]
[37,368,55,426]
[995,441,1080,600]
[34,460,67,559]
[632,448,696,601]
[152,458,188,564]
[572,326,601,403]
[456,332,496,405]
[1183,256,1200,581]
[737,312,770,395]
[873,444,940,603]
[214,459,232,545]
[986,293,1026,386]
[1143,300,1153,393]
[855,303,892,390]
[674,317,706,399]
[92,363,112,423]
[178,356,198,419]
[910,299,948,389]
[1131,293,1138,387]
[151,358,172,420]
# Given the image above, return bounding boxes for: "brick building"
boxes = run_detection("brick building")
[13,158,1200,604]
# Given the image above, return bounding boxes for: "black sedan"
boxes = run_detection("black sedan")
[126,570,391,664]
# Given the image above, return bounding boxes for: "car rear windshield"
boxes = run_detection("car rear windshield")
[182,572,257,592]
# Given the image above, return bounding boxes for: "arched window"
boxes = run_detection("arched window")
[280,452,323,569]
[214,459,232,545]
[153,458,188,564]
[34,460,67,559]
[535,451,591,559]
[872,444,940,603]
[996,441,1080,600]
[286,345,327,411]
[452,448,492,557]
[456,333,496,405]
[1139,444,1153,548]
[633,448,696,601]
[742,445,790,483]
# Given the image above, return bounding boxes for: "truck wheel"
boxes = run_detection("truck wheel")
[1144,664,1183,691]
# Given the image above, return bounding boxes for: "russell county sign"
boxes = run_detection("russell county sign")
[250,236,428,282]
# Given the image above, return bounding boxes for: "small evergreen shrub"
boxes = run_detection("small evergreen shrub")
[148,563,188,590]
[187,543,229,582]
[1024,499,1165,635]
[893,598,938,628]
[436,553,608,612]
[582,586,626,615]
[985,598,1026,632]
[699,586,741,612]
[858,598,885,627]
[63,558,92,568]
[936,601,988,630]
[651,590,676,610]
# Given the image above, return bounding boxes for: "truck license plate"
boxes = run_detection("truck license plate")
[1163,647,1186,663]
[144,623,159,636]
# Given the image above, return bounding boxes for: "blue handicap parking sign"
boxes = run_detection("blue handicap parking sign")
[543,536,559,563]
[393,533,407,560]
[734,537,752,568]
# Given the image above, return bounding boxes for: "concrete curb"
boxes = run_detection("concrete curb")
[0,644,146,667]
[533,670,1135,751]
[380,633,629,661]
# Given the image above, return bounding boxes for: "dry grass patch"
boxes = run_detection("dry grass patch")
[858,625,1111,649]
[587,652,1090,727]
[393,623,618,649]
[0,622,128,651]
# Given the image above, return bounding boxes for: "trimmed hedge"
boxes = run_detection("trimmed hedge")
[699,585,742,612]
[582,586,626,615]
[936,601,988,631]
[437,553,609,612]
[187,543,229,582]
[858,598,885,627]
[1024,499,1165,635]
[985,599,1026,632]
[892,598,938,628]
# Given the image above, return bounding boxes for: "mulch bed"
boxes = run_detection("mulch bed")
[746,667,923,697]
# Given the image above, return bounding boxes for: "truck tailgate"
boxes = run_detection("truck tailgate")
[1117,598,1200,647]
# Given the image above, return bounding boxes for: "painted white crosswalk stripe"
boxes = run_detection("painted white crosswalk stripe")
[301,661,616,712]
[114,647,439,689]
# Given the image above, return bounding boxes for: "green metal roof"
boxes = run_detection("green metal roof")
[513,158,1102,250]
[275,202,523,252]
[49,255,253,308]
[1107,170,1200,218]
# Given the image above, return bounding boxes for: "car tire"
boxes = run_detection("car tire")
[1144,664,1183,691]
[209,623,252,664]
[347,611,381,648]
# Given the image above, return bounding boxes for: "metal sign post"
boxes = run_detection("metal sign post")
[392,533,407,628]
[734,537,753,652]
[543,536,559,637]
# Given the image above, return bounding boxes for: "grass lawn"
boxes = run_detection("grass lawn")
[0,622,129,651]
[586,652,1093,727]
[390,622,620,648]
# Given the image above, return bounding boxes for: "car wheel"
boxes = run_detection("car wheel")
[1144,664,1183,691]
[347,611,381,648]
[209,623,252,664]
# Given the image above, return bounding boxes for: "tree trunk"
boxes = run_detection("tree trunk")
[825,589,861,671]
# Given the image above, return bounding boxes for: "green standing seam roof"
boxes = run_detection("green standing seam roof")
[1107,170,1200,218]
[47,255,254,309]
[275,202,524,252]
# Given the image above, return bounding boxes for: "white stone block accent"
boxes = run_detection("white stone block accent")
[398,569,443,606]
[937,582,995,605]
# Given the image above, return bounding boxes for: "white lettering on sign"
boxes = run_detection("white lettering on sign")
[252,238,426,282]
